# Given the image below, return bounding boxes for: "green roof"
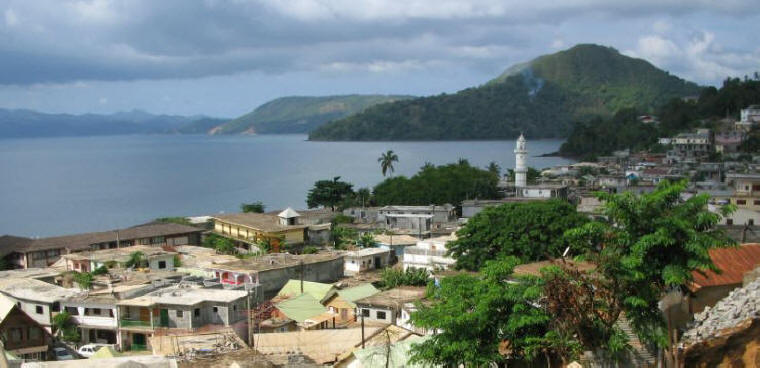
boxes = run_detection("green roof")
[275,293,327,322]
[339,284,380,306]
[353,336,437,368]
[277,279,335,300]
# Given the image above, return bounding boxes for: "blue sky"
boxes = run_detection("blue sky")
[0,0,758,117]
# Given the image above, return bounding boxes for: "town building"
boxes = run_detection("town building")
[726,173,760,211]
[403,234,457,271]
[372,234,419,259]
[664,129,713,163]
[205,252,344,301]
[321,284,379,323]
[116,285,249,351]
[0,294,54,361]
[212,212,308,252]
[0,277,82,333]
[0,223,201,269]
[61,245,177,273]
[343,248,391,276]
[514,134,528,188]
[271,293,330,330]
[517,184,569,199]
[355,287,426,325]
[741,105,760,124]
[461,198,547,218]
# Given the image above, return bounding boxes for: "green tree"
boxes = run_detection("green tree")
[486,161,501,176]
[448,200,589,270]
[373,160,499,210]
[355,232,377,248]
[123,251,146,268]
[154,217,193,226]
[240,201,266,213]
[72,271,94,289]
[380,267,430,289]
[214,237,237,255]
[306,176,355,211]
[52,312,80,343]
[410,257,549,366]
[563,180,735,351]
[331,226,357,250]
[378,150,399,177]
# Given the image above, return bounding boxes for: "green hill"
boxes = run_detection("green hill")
[308,44,702,141]
[213,95,413,135]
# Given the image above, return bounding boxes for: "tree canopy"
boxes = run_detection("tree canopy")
[306,176,354,211]
[372,160,499,210]
[378,150,399,177]
[448,200,588,270]
[241,201,265,213]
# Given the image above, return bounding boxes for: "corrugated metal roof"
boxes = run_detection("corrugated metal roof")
[275,293,327,323]
[691,244,760,291]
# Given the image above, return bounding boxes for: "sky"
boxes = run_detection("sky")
[0,0,759,118]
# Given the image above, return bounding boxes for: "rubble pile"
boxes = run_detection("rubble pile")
[681,277,760,346]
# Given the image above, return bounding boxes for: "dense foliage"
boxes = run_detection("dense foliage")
[216,95,412,134]
[380,267,430,289]
[52,312,80,343]
[372,160,499,209]
[240,201,266,213]
[154,216,193,226]
[410,257,549,366]
[412,181,734,365]
[306,176,354,211]
[560,76,760,158]
[448,200,588,270]
[310,44,699,141]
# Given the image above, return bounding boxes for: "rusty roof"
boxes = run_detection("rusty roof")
[690,244,760,291]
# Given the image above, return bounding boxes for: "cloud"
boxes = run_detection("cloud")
[625,28,760,84]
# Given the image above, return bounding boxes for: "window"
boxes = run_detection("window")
[158,261,167,269]
[213,306,218,313]
[754,200,760,206]
[361,309,370,317]
[376,311,387,320]
[10,328,22,342]
[737,199,747,205]
[92,308,101,315]
[65,306,78,315]
[176,310,184,317]
[233,305,237,311]
[35,305,43,314]
[29,327,41,340]
[727,219,734,225]
[194,308,200,317]
[52,302,60,312]
[750,219,755,226]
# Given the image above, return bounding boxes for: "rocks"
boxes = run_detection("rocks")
[681,277,760,347]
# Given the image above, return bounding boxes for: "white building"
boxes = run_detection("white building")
[0,277,83,333]
[514,134,528,188]
[343,248,391,276]
[403,234,457,271]
[741,105,760,124]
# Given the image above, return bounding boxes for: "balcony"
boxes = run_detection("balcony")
[120,319,154,330]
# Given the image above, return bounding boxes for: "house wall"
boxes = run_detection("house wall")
[357,305,395,324]
[254,257,345,301]
[10,298,53,329]
[690,284,740,314]
[147,255,175,271]
[0,307,51,356]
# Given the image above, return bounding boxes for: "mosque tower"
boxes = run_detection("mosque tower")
[514,134,527,188]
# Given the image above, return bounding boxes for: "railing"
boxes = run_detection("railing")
[120,319,153,328]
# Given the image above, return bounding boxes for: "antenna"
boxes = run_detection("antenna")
[562,246,570,258]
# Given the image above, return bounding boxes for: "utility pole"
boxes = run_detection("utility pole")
[300,260,304,294]
[361,313,365,348]
[246,286,253,347]
[116,230,120,249]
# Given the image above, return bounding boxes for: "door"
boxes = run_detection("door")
[159,309,169,327]
[374,256,381,269]
[133,333,145,346]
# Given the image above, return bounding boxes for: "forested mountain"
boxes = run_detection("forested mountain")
[0,108,224,138]
[213,95,412,134]
[309,44,701,141]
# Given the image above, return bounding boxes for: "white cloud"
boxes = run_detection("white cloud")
[4,8,18,27]
[551,39,565,49]
[652,19,671,33]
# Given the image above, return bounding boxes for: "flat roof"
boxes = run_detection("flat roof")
[372,234,419,246]
[0,277,82,303]
[344,248,391,258]
[355,287,426,309]
[206,252,343,273]
[117,285,247,307]
[62,245,176,263]
[380,204,454,212]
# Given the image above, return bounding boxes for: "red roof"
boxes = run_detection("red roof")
[690,244,760,291]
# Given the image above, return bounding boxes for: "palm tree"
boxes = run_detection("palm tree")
[378,150,399,177]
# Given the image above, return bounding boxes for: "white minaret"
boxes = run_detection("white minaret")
[514,134,527,188]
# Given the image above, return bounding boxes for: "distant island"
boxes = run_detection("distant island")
[308,44,701,141]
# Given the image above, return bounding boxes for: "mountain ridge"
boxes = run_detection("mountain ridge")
[308,44,702,141]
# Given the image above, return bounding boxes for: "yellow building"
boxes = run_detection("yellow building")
[212,209,307,252]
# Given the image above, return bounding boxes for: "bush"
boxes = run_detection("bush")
[91,265,108,275]
[381,267,430,289]
[302,246,319,254]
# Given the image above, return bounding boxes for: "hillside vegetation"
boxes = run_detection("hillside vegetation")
[309,44,701,141]
[214,95,412,134]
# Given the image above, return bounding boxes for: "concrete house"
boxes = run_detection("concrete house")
[355,287,426,325]
[726,173,760,212]
[343,248,391,276]
[321,283,379,323]
[116,286,248,351]
[212,212,308,252]
[61,245,177,273]
[0,223,201,269]
[0,277,82,333]
[0,294,54,361]
[205,252,344,301]
[403,234,457,271]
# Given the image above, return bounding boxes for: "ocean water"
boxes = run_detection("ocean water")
[0,134,574,237]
